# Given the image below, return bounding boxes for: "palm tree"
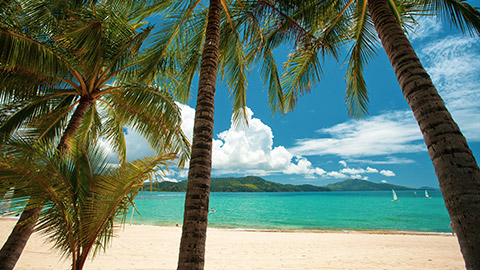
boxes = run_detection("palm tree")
[259,0,480,268]
[175,1,223,268]
[0,1,190,268]
[134,1,286,268]
[0,139,174,270]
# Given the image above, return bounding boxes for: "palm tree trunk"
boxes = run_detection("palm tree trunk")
[177,0,221,269]
[0,96,93,270]
[0,202,41,270]
[367,0,480,268]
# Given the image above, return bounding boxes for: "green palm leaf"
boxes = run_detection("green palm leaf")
[0,139,176,267]
[345,0,378,118]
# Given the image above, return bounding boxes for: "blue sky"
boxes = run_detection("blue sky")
[123,16,480,189]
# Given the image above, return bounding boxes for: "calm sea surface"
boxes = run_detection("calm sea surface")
[130,190,451,233]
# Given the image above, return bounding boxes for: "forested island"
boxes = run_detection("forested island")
[143,176,432,192]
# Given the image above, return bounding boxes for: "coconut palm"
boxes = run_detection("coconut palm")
[257,0,480,268]
[0,139,174,270]
[0,1,190,268]
[133,1,287,268]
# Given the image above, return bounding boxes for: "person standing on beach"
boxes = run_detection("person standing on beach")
[449,221,455,235]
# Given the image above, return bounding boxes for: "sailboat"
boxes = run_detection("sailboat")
[425,190,431,199]
[392,189,398,201]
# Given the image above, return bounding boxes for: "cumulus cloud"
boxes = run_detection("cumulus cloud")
[177,102,195,142]
[380,170,395,177]
[320,163,395,181]
[341,167,378,174]
[381,180,388,183]
[211,108,326,177]
[326,171,347,178]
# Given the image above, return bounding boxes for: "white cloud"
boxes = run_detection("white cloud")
[162,177,179,183]
[418,35,480,141]
[380,170,395,177]
[347,157,415,165]
[290,110,424,158]
[381,180,388,183]
[339,160,347,167]
[409,17,442,40]
[124,128,155,161]
[177,102,195,142]
[210,107,325,177]
[320,164,394,181]
[341,167,378,174]
[289,34,480,164]
[326,171,347,178]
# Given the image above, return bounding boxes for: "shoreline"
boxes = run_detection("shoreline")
[1,218,464,269]
[2,215,453,236]
[129,220,453,236]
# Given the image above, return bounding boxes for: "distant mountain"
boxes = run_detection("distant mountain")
[144,176,420,192]
[326,179,413,191]
[145,176,330,192]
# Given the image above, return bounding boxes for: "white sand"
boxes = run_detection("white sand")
[0,218,465,269]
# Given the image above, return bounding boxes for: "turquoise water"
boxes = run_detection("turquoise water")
[130,190,451,233]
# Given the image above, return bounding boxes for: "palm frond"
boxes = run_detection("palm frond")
[428,0,480,36]
[171,9,208,103]
[282,46,323,112]
[0,28,69,76]
[218,15,250,126]
[345,0,378,118]
[103,84,191,167]
[1,137,176,265]
[96,98,127,162]
[0,91,77,143]
[136,0,202,84]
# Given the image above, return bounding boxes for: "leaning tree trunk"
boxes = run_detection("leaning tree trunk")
[177,1,221,269]
[367,0,480,268]
[0,96,94,270]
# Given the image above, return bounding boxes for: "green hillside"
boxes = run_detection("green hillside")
[144,176,421,192]
[326,179,413,191]
[145,176,330,192]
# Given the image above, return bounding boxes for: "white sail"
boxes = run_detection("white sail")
[425,190,430,198]
[392,189,398,201]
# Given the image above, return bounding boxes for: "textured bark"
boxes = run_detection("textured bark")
[0,202,41,270]
[367,0,480,268]
[57,96,94,152]
[0,97,93,270]
[177,1,221,269]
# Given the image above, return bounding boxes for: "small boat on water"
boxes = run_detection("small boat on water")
[425,190,431,199]
[392,189,398,201]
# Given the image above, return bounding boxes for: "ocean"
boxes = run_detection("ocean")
[130,190,451,233]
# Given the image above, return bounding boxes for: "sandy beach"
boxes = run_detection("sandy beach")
[0,218,464,269]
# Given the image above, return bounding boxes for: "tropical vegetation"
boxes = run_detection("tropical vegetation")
[0,1,189,268]
[0,0,479,269]
[133,1,285,268]
[0,139,173,270]
[255,0,480,268]
[146,176,331,192]
[145,176,419,192]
